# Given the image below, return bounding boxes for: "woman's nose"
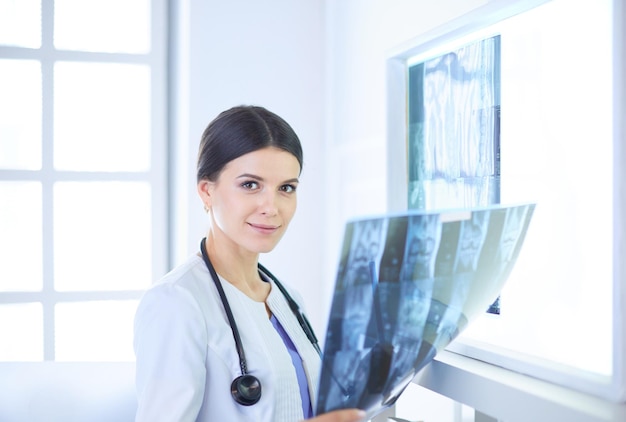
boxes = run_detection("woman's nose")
[258,191,279,215]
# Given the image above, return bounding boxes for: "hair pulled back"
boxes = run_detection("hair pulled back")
[197,105,304,182]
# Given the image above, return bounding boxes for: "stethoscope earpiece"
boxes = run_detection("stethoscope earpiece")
[231,374,262,406]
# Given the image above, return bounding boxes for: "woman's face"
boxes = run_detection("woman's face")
[198,147,301,255]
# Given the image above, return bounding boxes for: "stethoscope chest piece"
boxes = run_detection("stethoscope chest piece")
[231,374,262,406]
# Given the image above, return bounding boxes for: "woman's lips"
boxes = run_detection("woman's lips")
[248,223,280,234]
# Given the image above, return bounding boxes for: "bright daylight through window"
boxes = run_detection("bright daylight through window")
[0,0,167,362]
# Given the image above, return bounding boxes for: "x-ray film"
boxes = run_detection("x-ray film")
[315,203,535,418]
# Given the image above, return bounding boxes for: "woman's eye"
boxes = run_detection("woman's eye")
[241,181,259,190]
[281,184,297,193]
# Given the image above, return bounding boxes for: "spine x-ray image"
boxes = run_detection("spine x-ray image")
[315,203,535,418]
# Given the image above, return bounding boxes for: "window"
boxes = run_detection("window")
[387,0,624,402]
[0,0,167,362]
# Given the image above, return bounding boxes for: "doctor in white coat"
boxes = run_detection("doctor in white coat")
[133,105,365,422]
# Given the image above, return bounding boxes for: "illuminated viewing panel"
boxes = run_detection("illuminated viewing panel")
[387,0,621,403]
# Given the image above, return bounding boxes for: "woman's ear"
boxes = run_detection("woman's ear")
[197,180,213,210]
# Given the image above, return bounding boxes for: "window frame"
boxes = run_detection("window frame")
[0,0,169,362]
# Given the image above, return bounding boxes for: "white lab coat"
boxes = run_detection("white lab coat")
[133,254,321,422]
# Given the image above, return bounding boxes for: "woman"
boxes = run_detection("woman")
[134,105,365,422]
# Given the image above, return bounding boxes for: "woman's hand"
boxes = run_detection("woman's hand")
[304,409,367,422]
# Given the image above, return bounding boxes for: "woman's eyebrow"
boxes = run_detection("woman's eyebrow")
[237,174,300,184]
[236,173,263,181]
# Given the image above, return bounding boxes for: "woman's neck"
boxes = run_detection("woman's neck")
[203,234,270,302]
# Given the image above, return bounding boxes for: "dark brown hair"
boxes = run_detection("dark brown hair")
[197,105,304,182]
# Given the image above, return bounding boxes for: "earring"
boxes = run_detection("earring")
[204,204,210,213]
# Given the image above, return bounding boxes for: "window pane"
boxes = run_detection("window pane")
[55,300,138,361]
[0,182,42,292]
[0,303,43,361]
[54,181,152,291]
[0,0,41,48]
[0,59,42,170]
[54,0,150,53]
[54,62,150,171]
[53,61,151,172]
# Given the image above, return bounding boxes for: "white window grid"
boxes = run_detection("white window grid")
[0,0,168,361]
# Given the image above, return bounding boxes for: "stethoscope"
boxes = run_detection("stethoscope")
[199,238,321,406]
